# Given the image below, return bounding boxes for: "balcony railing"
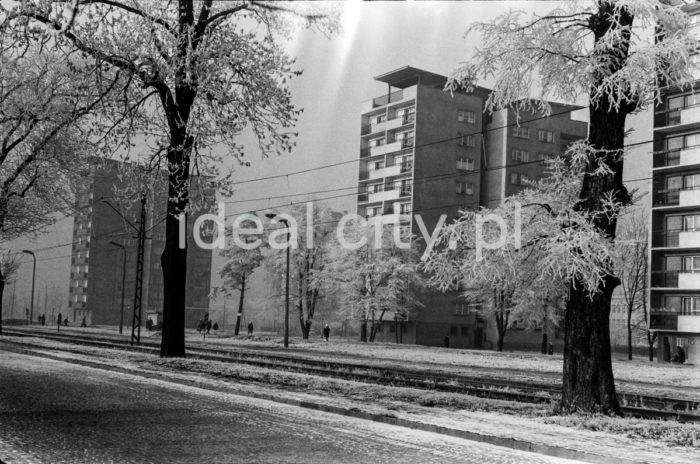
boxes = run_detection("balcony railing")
[653,149,681,168]
[400,188,412,197]
[401,138,414,149]
[400,161,413,173]
[653,185,700,206]
[650,311,679,331]
[653,229,681,247]
[654,103,700,127]
[651,270,680,287]
[402,113,415,125]
[373,90,404,108]
[360,148,370,158]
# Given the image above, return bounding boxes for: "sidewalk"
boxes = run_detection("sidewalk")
[1,339,697,464]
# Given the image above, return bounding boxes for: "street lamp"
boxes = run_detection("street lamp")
[266,212,290,348]
[21,250,36,324]
[109,241,127,335]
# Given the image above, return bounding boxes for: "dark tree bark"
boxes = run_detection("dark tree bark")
[627,307,633,361]
[234,272,246,336]
[495,309,508,352]
[561,3,636,415]
[0,271,4,336]
[360,320,367,342]
[647,331,657,362]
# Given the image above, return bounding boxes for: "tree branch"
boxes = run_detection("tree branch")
[77,0,176,35]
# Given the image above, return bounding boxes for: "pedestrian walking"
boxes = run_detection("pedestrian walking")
[197,318,204,333]
[323,324,330,342]
[206,319,212,334]
[247,322,254,335]
[56,313,62,332]
[80,316,87,328]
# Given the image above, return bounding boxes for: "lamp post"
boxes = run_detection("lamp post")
[109,241,127,335]
[21,250,36,324]
[266,212,290,348]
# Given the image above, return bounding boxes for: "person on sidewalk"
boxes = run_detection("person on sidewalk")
[80,317,87,328]
[323,324,330,342]
[56,313,62,332]
[206,319,212,335]
[247,322,254,336]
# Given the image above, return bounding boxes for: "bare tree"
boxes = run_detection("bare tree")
[3,1,338,357]
[616,211,650,361]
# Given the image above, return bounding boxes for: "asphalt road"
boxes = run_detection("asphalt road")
[0,350,579,464]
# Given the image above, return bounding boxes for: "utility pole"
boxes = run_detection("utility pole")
[109,241,127,335]
[132,195,147,346]
[21,250,36,324]
[265,212,290,348]
[101,195,147,346]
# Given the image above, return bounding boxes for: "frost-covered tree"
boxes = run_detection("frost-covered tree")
[0,35,117,336]
[445,0,696,413]
[266,204,342,340]
[326,222,424,342]
[2,1,338,356]
[0,249,20,335]
[214,217,266,336]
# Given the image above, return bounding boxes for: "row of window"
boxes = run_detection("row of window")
[511,150,556,164]
[662,296,700,315]
[457,110,476,124]
[370,107,416,126]
[369,130,415,148]
[512,126,555,143]
[664,132,700,152]
[367,180,413,194]
[366,202,412,217]
[454,302,483,315]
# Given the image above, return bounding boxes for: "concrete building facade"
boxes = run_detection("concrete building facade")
[649,2,700,363]
[357,66,587,349]
[69,160,212,329]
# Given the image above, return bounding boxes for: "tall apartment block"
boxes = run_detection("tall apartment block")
[649,2,700,363]
[69,160,213,328]
[357,66,587,348]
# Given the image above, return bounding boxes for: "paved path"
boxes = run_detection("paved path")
[0,350,579,464]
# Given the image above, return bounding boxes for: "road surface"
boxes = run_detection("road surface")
[0,350,578,463]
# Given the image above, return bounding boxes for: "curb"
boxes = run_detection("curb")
[0,341,646,464]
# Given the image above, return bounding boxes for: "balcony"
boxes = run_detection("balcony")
[653,145,700,169]
[653,186,700,208]
[652,269,700,289]
[367,164,402,181]
[368,188,400,203]
[679,229,700,248]
[650,311,700,332]
[373,90,404,108]
[369,140,403,157]
[654,104,700,132]
[650,311,678,331]
[651,270,679,288]
[653,229,680,248]
[400,161,413,173]
[362,87,417,113]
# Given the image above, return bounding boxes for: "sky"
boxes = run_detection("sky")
[2,1,654,321]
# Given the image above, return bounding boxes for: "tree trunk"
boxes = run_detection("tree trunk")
[0,271,4,336]
[300,318,312,339]
[360,320,367,342]
[541,332,548,355]
[159,136,192,358]
[627,307,633,361]
[561,3,635,415]
[234,273,246,336]
[562,278,621,414]
[647,331,657,362]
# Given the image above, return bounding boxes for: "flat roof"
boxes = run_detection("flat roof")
[374,66,448,88]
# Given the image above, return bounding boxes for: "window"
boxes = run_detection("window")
[681,297,700,315]
[369,161,385,171]
[385,180,395,191]
[369,183,383,193]
[537,129,554,143]
[454,303,468,316]
[510,172,530,186]
[511,149,529,162]
[457,110,476,124]
[367,206,382,217]
[370,137,385,147]
[401,107,415,123]
[684,215,700,232]
[399,131,414,148]
[683,256,700,272]
[373,114,386,125]
[456,181,474,195]
[458,134,475,147]
[399,202,412,214]
[400,180,412,195]
[512,126,530,139]
[537,152,555,165]
[456,157,474,171]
